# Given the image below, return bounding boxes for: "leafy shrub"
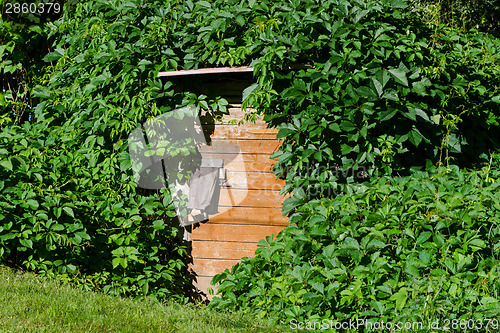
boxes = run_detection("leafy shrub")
[210,165,500,328]
[408,0,500,37]
[257,0,500,204]
[0,6,50,127]
[0,0,209,300]
[2,0,500,308]
[206,0,500,326]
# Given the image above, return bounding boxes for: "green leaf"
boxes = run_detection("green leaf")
[342,237,360,250]
[235,15,245,26]
[390,0,408,9]
[63,207,75,218]
[340,121,356,132]
[144,150,155,157]
[52,224,65,231]
[152,220,165,230]
[26,199,39,210]
[469,238,486,250]
[388,68,408,86]
[341,144,353,154]
[0,93,6,107]
[19,239,33,249]
[431,114,440,125]
[112,258,122,269]
[197,1,212,8]
[408,128,424,146]
[382,90,399,101]
[416,232,432,245]
[372,78,383,96]
[366,239,386,250]
[356,86,378,100]
[379,108,397,121]
[329,123,341,132]
[419,250,431,264]
[277,128,296,139]
[138,59,152,66]
[42,48,65,62]
[32,86,51,99]
[446,132,462,153]
[390,288,408,310]
[242,83,258,103]
[0,159,13,171]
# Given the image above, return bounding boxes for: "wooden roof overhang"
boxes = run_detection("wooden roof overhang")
[157,66,254,78]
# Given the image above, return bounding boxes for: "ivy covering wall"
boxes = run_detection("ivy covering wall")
[1,0,500,323]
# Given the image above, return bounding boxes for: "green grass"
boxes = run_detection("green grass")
[0,266,288,333]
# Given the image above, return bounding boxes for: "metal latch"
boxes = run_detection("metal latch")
[200,158,228,186]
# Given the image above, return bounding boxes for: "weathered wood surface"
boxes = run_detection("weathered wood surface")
[191,224,284,243]
[158,66,254,77]
[227,171,285,190]
[191,258,241,277]
[199,154,277,173]
[214,108,267,125]
[192,241,258,260]
[190,104,287,299]
[209,125,277,139]
[198,139,280,154]
[206,207,287,225]
[218,188,283,208]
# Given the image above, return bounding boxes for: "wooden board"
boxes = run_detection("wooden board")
[193,276,219,299]
[191,258,243,277]
[198,139,280,154]
[208,125,277,140]
[158,66,254,77]
[191,224,284,243]
[227,171,285,190]
[200,153,278,173]
[207,207,287,225]
[220,107,257,118]
[192,241,258,260]
[218,188,283,208]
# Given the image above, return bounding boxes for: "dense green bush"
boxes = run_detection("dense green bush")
[137,0,499,206]
[0,0,204,300]
[259,0,500,205]
[210,165,500,329]
[2,0,500,311]
[199,0,500,323]
[409,0,500,37]
[0,3,51,127]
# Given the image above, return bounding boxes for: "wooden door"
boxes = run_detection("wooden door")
[190,106,288,297]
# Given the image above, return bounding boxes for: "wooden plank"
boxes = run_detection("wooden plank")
[208,207,287,225]
[200,120,271,130]
[221,107,260,119]
[158,66,254,77]
[192,241,258,260]
[218,188,283,208]
[213,107,267,125]
[200,153,278,173]
[193,276,218,299]
[202,122,271,130]
[217,117,267,126]
[191,224,285,242]
[158,63,313,78]
[204,107,269,125]
[191,258,242,276]
[199,139,280,154]
[227,171,285,190]
[207,125,277,140]
[219,116,266,126]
